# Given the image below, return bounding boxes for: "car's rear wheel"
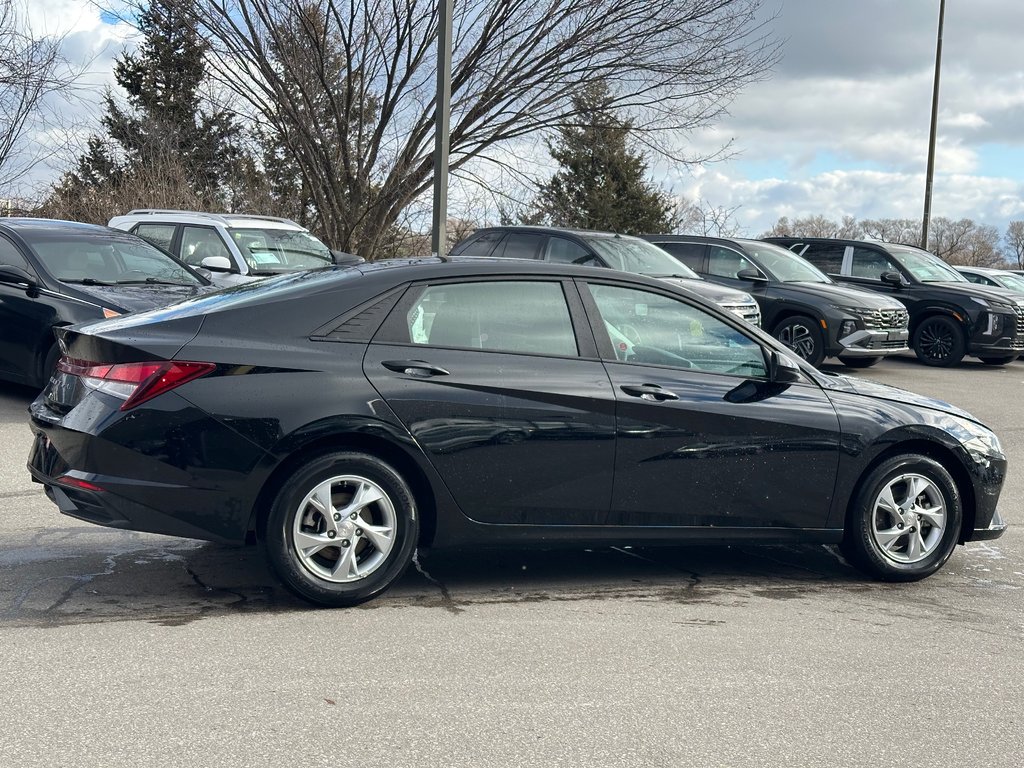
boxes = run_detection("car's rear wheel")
[838,355,882,369]
[772,315,825,367]
[978,355,1016,366]
[265,452,419,607]
[912,316,965,367]
[841,455,961,582]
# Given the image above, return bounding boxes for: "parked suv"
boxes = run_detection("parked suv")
[768,237,1024,367]
[109,210,356,287]
[642,235,909,368]
[449,226,762,325]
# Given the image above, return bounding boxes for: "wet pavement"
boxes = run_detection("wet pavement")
[1,355,1022,766]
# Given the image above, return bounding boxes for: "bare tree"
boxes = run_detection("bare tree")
[185,0,778,258]
[860,217,921,245]
[0,0,78,195]
[1005,221,1024,269]
[928,217,1003,266]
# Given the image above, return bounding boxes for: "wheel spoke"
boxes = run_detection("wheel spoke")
[876,486,902,520]
[294,530,333,558]
[915,530,931,555]
[340,481,385,518]
[905,529,922,559]
[905,476,929,505]
[917,505,945,529]
[330,543,359,579]
[358,521,394,552]
[874,526,905,551]
[308,483,339,534]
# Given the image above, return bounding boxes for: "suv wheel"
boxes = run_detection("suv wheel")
[772,315,825,367]
[912,315,965,367]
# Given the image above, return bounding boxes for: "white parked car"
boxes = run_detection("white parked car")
[108,210,360,287]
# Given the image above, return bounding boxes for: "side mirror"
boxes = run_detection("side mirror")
[880,271,903,286]
[194,267,213,281]
[0,264,37,287]
[767,349,803,384]
[201,255,234,272]
[331,249,364,266]
[736,268,767,282]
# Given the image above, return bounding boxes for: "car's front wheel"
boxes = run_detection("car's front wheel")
[912,315,966,367]
[841,455,962,581]
[772,315,825,367]
[265,452,419,607]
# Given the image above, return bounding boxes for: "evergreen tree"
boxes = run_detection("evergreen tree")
[531,81,672,234]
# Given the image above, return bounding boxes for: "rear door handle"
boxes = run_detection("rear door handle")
[620,384,679,402]
[381,359,450,377]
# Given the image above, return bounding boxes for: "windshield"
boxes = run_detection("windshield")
[583,235,701,278]
[991,272,1024,293]
[883,245,967,282]
[736,240,831,283]
[230,228,334,272]
[24,232,202,285]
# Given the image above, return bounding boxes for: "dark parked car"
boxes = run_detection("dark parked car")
[642,235,910,368]
[768,237,1024,367]
[28,259,1007,607]
[450,226,762,325]
[0,218,214,388]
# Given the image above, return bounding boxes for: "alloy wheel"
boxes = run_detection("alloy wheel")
[776,321,816,360]
[870,473,946,564]
[917,321,954,361]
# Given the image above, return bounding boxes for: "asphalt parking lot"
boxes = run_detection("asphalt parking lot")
[1,352,1021,767]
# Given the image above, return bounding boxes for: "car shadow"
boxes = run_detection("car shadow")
[0,523,874,627]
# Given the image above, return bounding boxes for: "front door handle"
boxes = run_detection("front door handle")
[620,384,679,402]
[381,359,450,377]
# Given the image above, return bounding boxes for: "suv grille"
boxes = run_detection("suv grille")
[1013,305,1024,350]
[862,308,909,331]
[721,302,761,327]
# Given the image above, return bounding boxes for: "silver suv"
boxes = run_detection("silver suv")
[108,210,356,287]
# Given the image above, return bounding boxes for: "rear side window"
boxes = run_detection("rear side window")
[655,242,706,271]
[495,233,544,260]
[133,223,176,252]
[800,244,846,275]
[452,231,504,257]
[396,281,578,357]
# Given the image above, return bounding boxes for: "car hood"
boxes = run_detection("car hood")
[653,276,754,304]
[817,370,975,422]
[68,283,218,313]
[776,281,904,309]
[914,280,1023,305]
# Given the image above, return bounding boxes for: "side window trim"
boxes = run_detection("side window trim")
[841,246,853,275]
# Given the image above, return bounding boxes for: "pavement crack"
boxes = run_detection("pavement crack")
[412,550,463,614]
[185,567,248,607]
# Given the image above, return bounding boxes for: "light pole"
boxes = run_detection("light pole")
[921,0,946,251]
[431,0,454,257]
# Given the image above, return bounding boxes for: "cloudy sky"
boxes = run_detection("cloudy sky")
[16,0,1024,237]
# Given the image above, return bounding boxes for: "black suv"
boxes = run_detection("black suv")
[767,237,1024,367]
[642,235,910,368]
[449,226,762,326]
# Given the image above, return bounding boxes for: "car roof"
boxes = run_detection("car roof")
[471,225,647,240]
[0,217,115,235]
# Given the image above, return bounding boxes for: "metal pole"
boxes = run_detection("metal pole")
[921,0,945,251]
[431,0,454,257]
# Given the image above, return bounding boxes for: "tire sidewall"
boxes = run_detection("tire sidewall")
[913,315,965,367]
[845,455,962,581]
[265,452,419,606]
[773,314,825,367]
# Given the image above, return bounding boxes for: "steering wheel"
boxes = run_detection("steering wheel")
[620,323,643,346]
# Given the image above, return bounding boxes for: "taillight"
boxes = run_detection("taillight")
[57,357,216,410]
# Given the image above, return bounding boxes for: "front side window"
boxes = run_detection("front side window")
[707,246,760,280]
[403,281,578,357]
[587,283,767,377]
[582,235,700,278]
[851,247,901,280]
[544,237,591,264]
[181,226,233,268]
[453,230,504,257]
[883,245,965,283]
[737,240,829,283]
[0,234,32,272]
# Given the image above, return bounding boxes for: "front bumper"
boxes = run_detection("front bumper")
[837,328,910,357]
[971,508,1008,541]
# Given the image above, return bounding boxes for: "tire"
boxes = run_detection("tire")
[912,315,966,367]
[978,355,1016,366]
[38,343,61,389]
[772,314,825,367]
[838,355,882,369]
[264,452,419,607]
[841,455,962,582]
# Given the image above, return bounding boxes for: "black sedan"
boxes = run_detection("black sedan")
[0,218,214,388]
[27,259,1007,606]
